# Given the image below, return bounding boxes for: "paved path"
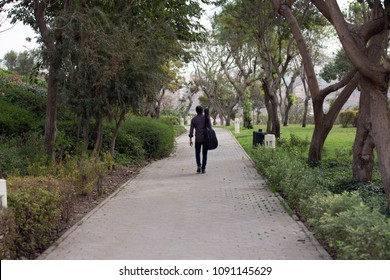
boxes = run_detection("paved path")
[40,128,330,260]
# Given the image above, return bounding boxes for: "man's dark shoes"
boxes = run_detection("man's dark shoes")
[201,169,206,174]
[197,166,201,173]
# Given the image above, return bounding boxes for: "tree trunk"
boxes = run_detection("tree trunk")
[44,58,60,160]
[302,96,309,127]
[308,117,331,165]
[263,81,280,137]
[270,95,281,138]
[353,86,375,181]
[368,78,390,208]
[110,108,127,157]
[225,115,232,126]
[352,32,384,182]
[219,116,224,126]
[283,102,293,126]
[34,0,62,160]
[93,113,104,155]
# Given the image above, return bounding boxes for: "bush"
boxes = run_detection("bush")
[7,177,65,258]
[174,125,187,137]
[301,192,390,259]
[114,133,146,165]
[277,133,310,157]
[0,133,45,177]
[123,116,175,159]
[0,209,17,259]
[251,146,322,209]
[339,109,358,128]
[0,140,26,177]
[55,119,80,158]
[252,136,390,259]
[0,99,35,136]
[160,115,180,126]
[1,87,46,118]
[102,122,146,166]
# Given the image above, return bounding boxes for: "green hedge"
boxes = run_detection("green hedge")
[7,177,65,259]
[160,115,180,126]
[1,155,111,259]
[339,109,358,128]
[0,209,17,259]
[122,116,175,159]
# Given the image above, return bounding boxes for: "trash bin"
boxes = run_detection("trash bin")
[253,129,267,147]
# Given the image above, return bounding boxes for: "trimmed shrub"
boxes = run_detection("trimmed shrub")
[160,115,180,126]
[174,125,187,137]
[114,133,146,165]
[0,209,17,260]
[339,109,358,128]
[123,116,175,159]
[7,177,65,258]
[102,122,146,166]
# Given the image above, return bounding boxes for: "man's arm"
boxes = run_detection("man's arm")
[189,118,194,147]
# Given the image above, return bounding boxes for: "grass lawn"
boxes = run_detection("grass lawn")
[225,124,356,159]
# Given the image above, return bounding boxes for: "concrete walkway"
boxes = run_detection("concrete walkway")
[40,128,330,260]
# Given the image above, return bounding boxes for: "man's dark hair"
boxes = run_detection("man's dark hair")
[196,105,203,115]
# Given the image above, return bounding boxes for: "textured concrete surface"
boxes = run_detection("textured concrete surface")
[40,128,330,260]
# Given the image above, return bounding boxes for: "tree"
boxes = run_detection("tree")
[280,64,300,126]
[272,0,359,165]
[3,50,17,71]
[313,0,390,208]
[181,81,199,121]
[1,0,215,158]
[0,0,79,159]
[320,49,353,83]
[213,3,261,126]
[275,0,390,209]
[192,39,230,124]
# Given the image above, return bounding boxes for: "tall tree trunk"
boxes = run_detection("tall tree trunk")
[308,122,331,165]
[270,95,281,138]
[273,1,357,164]
[282,71,299,127]
[302,96,309,127]
[283,102,293,126]
[93,113,104,155]
[110,108,127,157]
[44,57,60,160]
[352,92,375,181]
[34,0,63,160]
[367,77,390,208]
[263,80,280,137]
[352,32,384,182]
[182,95,193,120]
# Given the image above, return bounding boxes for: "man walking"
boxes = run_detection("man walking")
[189,105,210,174]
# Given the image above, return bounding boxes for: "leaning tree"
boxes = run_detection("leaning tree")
[274,0,390,209]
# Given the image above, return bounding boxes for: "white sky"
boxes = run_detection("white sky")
[0,0,351,59]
